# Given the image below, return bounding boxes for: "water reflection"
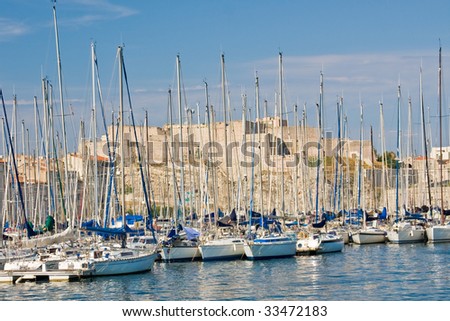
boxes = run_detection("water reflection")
[1,243,448,301]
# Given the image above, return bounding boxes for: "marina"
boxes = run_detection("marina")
[1,2,450,306]
[1,242,449,301]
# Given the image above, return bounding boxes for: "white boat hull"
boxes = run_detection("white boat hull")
[244,237,297,260]
[59,251,158,276]
[296,234,344,254]
[426,225,450,243]
[352,230,386,244]
[160,246,201,262]
[199,238,245,261]
[318,238,345,253]
[296,237,320,254]
[387,227,425,244]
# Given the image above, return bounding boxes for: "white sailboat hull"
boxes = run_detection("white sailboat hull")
[160,246,201,262]
[244,237,297,260]
[426,225,450,243]
[318,238,345,253]
[296,233,344,254]
[352,229,386,244]
[59,251,158,276]
[338,231,350,244]
[93,252,158,276]
[199,238,245,261]
[387,227,425,244]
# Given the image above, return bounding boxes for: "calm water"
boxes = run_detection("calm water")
[1,243,449,301]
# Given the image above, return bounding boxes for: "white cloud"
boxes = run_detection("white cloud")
[0,18,29,39]
[61,0,138,26]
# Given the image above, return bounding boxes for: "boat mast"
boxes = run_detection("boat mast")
[255,74,264,215]
[91,42,99,222]
[357,103,364,227]
[420,66,433,217]
[407,97,415,210]
[118,46,126,223]
[52,1,70,224]
[241,94,248,214]
[438,44,444,225]
[278,52,285,216]
[334,99,342,214]
[168,89,178,224]
[176,55,186,222]
[221,54,231,213]
[315,72,324,223]
[379,101,389,211]
[370,126,376,210]
[395,85,401,223]
[294,103,299,216]
[205,81,218,224]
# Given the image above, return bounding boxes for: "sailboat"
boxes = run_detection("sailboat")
[68,46,158,275]
[426,45,450,243]
[387,92,426,243]
[297,84,344,254]
[159,56,201,262]
[350,104,386,244]
[198,80,245,261]
[243,53,297,260]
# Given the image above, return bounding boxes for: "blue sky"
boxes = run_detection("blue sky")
[1,0,450,153]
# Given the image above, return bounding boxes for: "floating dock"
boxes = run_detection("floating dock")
[0,268,94,284]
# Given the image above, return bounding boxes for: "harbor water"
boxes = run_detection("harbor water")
[1,242,448,301]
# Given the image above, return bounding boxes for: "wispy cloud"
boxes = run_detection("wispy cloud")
[233,51,440,106]
[0,18,29,40]
[61,0,138,27]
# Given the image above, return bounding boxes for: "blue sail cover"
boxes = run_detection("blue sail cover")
[312,219,326,228]
[379,207,388,220]
[229,209,237,222]
[183,226,200,240]
[167,227,177,239]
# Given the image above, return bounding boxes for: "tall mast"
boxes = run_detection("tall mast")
[205,81,217,221]
[315,72,324,223]
[21,120,28,222]
[255,74,264,214]
[420,66,433,216]
[438,45,444,225]
[395,85,401,223]
[221,54,231,213]
[91,42,99,221]
[118,46,126,221]
[379,101,389,210]
[358,103,363,226]
[334,99,342,214]
[168,89,178,223]
[186,107,195,219]
[407,97,414,209]
[176,55,185,222]
[294,104,299,215]
[52,1,69,220]
[278,52,285,215]
[370,126,375,210]
[42,79,53,223]
[241,93,247,213]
